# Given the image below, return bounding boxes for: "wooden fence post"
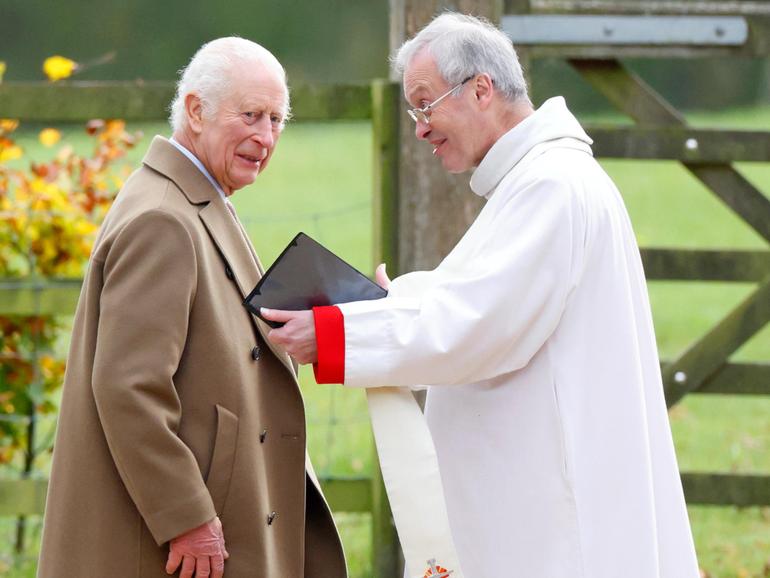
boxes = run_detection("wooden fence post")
[370,78,403,578]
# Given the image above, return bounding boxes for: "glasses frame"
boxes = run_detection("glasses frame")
[407,76,474,125]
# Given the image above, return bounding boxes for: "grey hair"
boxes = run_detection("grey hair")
[393,12,529,104]
[169,37,290,132]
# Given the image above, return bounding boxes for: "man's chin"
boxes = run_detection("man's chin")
[441,157,472,174]
[231,173,261,191]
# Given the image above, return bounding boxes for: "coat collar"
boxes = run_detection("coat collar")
[143,136,295,376]
[142,136,220,205]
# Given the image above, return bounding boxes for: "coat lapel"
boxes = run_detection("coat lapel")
[143,136,296,377]
[198,203,295,376]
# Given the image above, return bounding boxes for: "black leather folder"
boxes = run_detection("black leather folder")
[243,232,388,328]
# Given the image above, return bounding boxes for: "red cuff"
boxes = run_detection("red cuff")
[312,306,345,384]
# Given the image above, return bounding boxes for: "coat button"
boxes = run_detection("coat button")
[251,345,261,361]
[267,511,277,525]
[259,429,267,443]
[225,265,234,280]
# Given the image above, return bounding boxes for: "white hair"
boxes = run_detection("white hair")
[169,37,290,132]
[393,12,530,104]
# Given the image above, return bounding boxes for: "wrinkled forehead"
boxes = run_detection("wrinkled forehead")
[402,48,445,104]
[226,59,289,114]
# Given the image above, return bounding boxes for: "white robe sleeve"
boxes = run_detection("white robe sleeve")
[339,175,584,387]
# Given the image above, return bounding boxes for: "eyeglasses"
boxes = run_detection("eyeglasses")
[407,76,473,125]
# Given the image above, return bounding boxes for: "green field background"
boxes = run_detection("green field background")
[1,105,769,577]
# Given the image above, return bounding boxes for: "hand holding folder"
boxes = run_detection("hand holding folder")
[247,235,465,578]
[243,233,388,328]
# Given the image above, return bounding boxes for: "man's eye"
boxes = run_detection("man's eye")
[270,115,283,126]
[242,111,259,124]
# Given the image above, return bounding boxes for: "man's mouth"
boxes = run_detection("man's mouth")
[431,139,446,156]
[236,153,264,170]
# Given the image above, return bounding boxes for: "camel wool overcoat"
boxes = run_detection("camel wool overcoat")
[37,136,347,578]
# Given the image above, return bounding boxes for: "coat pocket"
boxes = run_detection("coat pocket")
[205,404,239,516]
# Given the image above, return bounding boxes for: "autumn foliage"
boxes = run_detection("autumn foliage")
[0,116,140,464]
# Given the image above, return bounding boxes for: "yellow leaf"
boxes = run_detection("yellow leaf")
[0,145,22,162]
[39,128,61,147]
[43,55,78,82]
[0,119,19,133]
[0,61,5,84]
[30,177,47,193]
[74,220,97,236]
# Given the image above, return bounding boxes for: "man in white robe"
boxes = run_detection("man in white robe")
[263,12,700,578]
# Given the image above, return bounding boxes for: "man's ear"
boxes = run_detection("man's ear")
[185,93,204,134]
[473,73,495,110]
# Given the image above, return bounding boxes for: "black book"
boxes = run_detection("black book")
[243,232,388,328]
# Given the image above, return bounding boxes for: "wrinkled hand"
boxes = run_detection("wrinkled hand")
[166,516,228,578]
[262,309,317,364]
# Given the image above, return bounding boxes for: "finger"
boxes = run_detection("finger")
[375,263,391,289]
[180,555,196,578]
[166,547,183,574]
[266,328,289,348]
[195,555,211,578]
[260,308,302,323]
[211,551,226,578]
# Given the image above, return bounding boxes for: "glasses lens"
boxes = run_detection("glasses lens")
[408,109,429,124]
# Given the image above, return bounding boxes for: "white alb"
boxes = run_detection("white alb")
[340,97,700,578]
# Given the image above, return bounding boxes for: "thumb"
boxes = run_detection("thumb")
[375,263,391,290]
[260,308,301,323]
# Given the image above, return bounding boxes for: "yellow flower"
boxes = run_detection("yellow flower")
[0,61,5,84]
[39,128,61,147]
[0,145,22,163]
[43,55,78,82]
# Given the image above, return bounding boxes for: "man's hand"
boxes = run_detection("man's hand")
[374,263,391,290]
[261,309,317,364]
[166,516,228,578]
[261,263,390,365]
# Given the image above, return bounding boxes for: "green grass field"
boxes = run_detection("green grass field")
[2,105,770,577]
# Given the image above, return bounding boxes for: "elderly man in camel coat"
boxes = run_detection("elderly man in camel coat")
[37,38,347,578]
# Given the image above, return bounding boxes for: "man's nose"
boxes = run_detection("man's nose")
[415,119,431,141]
[251,117,275,149]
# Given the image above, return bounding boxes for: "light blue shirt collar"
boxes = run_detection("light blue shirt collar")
[169,137,227,201]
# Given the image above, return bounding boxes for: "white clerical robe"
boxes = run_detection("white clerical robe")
[336,97,700,577]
